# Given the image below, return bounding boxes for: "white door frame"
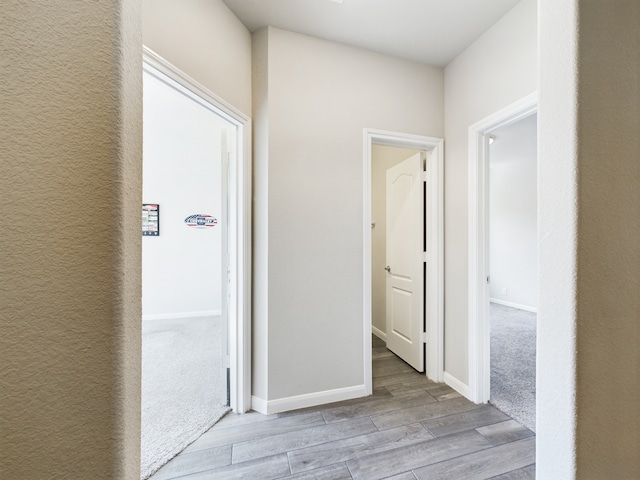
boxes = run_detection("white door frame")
[467,92,537,404]
[363,129,444,392]
[143,47,252,413]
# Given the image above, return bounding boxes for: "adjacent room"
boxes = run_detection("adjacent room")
[488,114,538,432]
[140,63,233,478]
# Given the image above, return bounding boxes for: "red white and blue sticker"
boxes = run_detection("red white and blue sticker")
[185,214,218,228]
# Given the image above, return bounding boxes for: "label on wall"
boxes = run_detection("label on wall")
[184,214,218,229]
[142,204,160,236]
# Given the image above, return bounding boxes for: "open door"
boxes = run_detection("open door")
[385,152,425,372]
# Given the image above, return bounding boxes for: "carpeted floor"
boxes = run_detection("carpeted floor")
[141,316,229,479]
[490,303,536,432]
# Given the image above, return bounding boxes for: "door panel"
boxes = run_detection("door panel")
[386,152,425,372]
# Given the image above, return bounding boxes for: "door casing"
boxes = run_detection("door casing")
[363,129,444,394]
[467,92,537,404]
[143,47,252,413]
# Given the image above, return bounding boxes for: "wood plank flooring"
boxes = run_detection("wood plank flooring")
[150,336,535,480]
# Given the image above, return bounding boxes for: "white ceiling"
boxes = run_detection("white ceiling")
[223,0,522,66]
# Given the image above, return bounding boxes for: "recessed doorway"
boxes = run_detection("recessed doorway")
[467,92,537,424]
[363,129,444,393]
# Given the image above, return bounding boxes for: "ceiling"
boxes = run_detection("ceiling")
[223,0,522,67]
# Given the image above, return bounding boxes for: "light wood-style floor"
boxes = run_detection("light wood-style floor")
[150,336,535,480]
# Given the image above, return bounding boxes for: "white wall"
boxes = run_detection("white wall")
[443,0,537,386]
[143,0,252,116]
[253,27,443,406]
[251,27,270,402]
[371,146,421,337]
[489,114,537,310]
[142,70,228,319]
[538,1,640,477]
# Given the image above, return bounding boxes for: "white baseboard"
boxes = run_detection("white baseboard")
[251,384,368,415]
[490,298,537,313]
[444,372,471,399]
[142,309,222,321]
[250,395,268,415]
[372,326,387,341]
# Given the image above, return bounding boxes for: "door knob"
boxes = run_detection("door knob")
[385,266,391,273]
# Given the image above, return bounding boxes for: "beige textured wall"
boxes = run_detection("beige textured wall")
[574,1,640,474]
[143,0,252,116]
[1,1,142,478]
[574,3,640,475]
[538,1,640,477]
[538,0,640,477]
[537,1,579,475]
[253,27,443,404]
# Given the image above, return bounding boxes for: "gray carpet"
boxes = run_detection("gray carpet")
[141,316,229,479]
[490,303,536,432]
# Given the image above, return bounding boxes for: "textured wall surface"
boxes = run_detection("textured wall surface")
[443,0,537,386]
[0,1,142,478]
[573,0,640,476]
[143,0,252,116]
[538,0,640,477]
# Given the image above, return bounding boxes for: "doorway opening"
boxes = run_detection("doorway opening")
[363,129,444,394]
[141,48,251,478]
[467,93,537,425]
[486,114,537,431]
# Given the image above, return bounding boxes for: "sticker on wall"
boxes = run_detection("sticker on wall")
[142,204,160,236]
[184,214,218,229]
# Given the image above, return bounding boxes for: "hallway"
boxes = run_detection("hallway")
[150,336,535,479]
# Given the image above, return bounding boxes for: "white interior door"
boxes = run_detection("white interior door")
[386,152,425,372]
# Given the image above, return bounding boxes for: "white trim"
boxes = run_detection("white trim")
[372,326,387,341]
[142,310,222,321]
[444,372,471,399]
[143,47,252,414]
[250,396,268,415]
[490,298,537,313]
[468,92,537,404]
[143,47,249,126]
[363,132,373,396]
[363,128,444,386]
[251,385,368,415]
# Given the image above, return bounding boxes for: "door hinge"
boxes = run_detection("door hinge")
[487,276,490,284]
[420,331,427,344]
[224,355,230,368]
[423,251,428,262]
[421,170,427,182]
